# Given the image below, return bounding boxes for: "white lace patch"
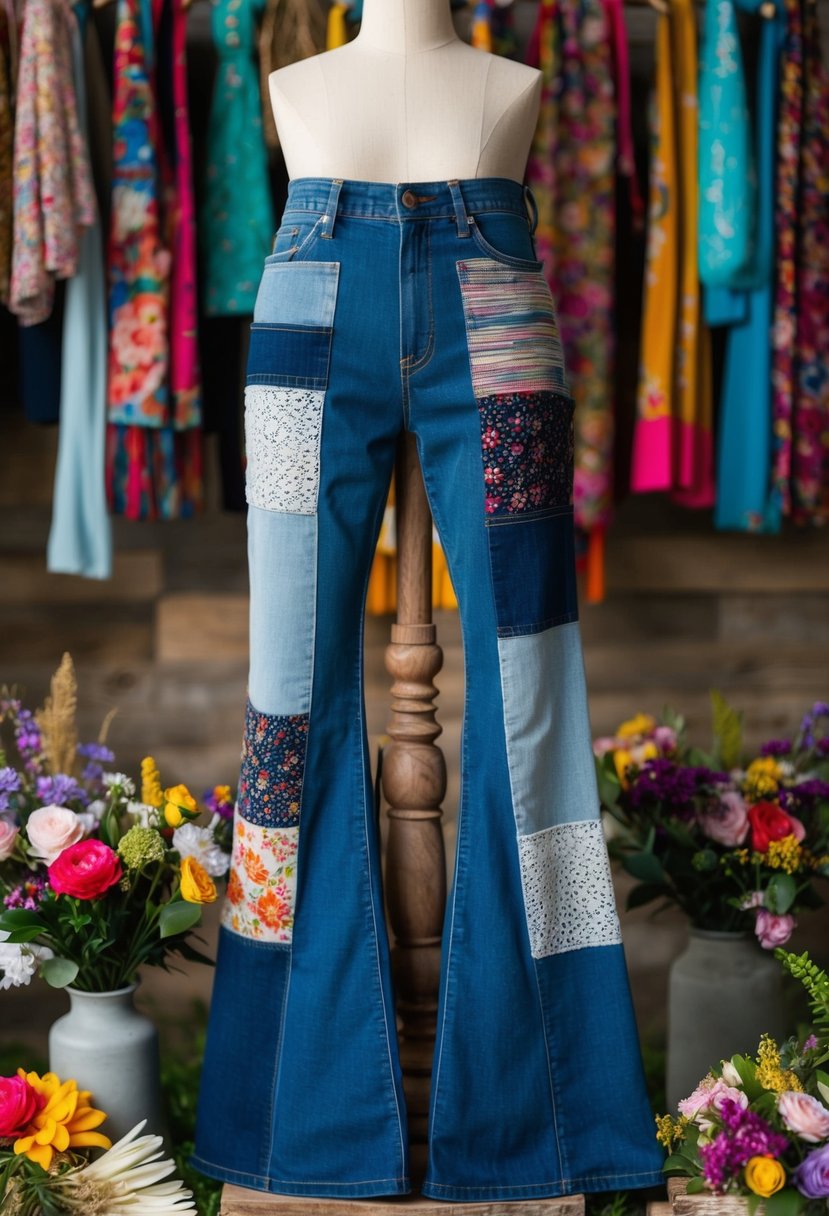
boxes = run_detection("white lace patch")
[518,820,622,958]
[221,812,299,945]
[245,385,324,514]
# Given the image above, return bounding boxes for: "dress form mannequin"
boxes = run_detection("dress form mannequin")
[268,0,542,183]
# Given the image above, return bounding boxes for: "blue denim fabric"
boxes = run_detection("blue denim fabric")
[193,177,665,1201]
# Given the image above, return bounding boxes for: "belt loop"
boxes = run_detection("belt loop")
[523,183,539,235]
[447,179,470,237]
[320,178,343,239]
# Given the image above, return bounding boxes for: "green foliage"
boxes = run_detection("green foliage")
[710,690,743,770]
[775,950,829,1054]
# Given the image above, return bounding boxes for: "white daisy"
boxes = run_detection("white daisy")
[53,1120,196,1213]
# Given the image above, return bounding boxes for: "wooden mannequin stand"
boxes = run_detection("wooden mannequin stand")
[221,437,583,1215]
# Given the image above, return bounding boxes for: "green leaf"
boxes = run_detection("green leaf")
[596,760,622,810]
[764,1188,802,1216]
[662,1153,699,1175]
[731,1054,764,1100]
[623,851,665,884]
[159,901,203,940]
[685,1177,706,1194]
[0,909,45,931]
[40,957,80,988]
[817,1080,829,1105]
[767,873,797,915]
[626,882,669,911]
[710,689,743,770]
[0,926,47,944]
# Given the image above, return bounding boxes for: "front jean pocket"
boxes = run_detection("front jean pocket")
[266,214,325,263]
[468,210,543,271]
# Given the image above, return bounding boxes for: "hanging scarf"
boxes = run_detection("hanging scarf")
[791,0,829,524]
[0,4,12,304]
[9,0,95,326]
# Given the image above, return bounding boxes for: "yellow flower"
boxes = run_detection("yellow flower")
[617,713,656,740]
[13,1071,111,1171]
[766,835,802,875]
[744,1156,786,1197]
[180,856,217,904]
[140,757,163,809]
[744,757,782,801]
[163,783,199,828]
[614,748,635,788]
[756,1035,803,1093]
[213,784,232,805]
[655,1112,689,1149]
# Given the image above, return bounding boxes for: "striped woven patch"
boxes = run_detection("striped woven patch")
[456,260,568,397]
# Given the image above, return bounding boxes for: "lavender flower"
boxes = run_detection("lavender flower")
[14,708,41,758]
[779,780,829,813]
[0,767,21,814]
[3,876,47,911]
[803,1035,819,1052]
[794,1144,829,1198]
[77,742,115,763]
[699,1099,789,1192]
[35,773,88,808]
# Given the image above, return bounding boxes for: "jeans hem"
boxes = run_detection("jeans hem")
[190,1153,411,1196]
[421,1168,666,1200]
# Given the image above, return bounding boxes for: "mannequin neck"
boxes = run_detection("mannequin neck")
[355,0,458,54]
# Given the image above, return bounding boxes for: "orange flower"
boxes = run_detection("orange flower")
[256,889,291,931]
[13,1071,111,1170]
[244,849,269,885]
[226,870,244,906]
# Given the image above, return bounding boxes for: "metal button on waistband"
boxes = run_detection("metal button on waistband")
[401,190,418,209]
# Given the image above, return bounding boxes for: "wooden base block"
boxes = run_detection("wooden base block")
[221,1184,585,1216]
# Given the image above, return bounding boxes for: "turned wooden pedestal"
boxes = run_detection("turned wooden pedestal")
[220,1186,586,1216]
[220,437,585,1214]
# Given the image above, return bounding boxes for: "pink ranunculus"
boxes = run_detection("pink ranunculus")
[678,1075,748,1120]
[755,909,797,950]
[0,820,19,861]
[0,1074,42,1137]
[654,725,678,754]
[698,791,749,847]
[25,805,85,865]
[48,839,123,901]
[779,1092,829,1143]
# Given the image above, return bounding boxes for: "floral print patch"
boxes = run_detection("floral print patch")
[238,699,308,828]
[221,812,299,944]
[479,391,574,518]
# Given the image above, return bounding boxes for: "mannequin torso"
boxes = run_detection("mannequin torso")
[268,0,542,183]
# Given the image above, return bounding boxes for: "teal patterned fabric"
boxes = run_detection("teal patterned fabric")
[201,0,274,316]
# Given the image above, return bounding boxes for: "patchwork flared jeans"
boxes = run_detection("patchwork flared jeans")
[193,177,664,1202]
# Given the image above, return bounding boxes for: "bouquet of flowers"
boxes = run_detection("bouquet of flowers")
[0,1067,194,1214]
[594,697,829,947]
[0,655,233,993]
[657,949,829,1212]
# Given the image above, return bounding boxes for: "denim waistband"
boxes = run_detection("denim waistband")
[281,176,538,233]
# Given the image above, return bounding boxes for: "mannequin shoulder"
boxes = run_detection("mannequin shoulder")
[481,53,542,114]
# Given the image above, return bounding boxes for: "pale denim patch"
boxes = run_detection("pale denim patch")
[247,505,315,716]
[518,821,622,958]
[253,260,340,326]
[497,622,599,836]
[245,385,324,515]
[456,259,568,397]
[221,809,299,945]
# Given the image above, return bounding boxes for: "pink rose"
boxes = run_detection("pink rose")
[593,737,618,758]
[0,820,19,861]
[678,1075,748,1120]
[48,839,123,900]
[0,1074,42,1137]
[778,1092,829,1143]
[25,806,85,865]
[698,791,749,847]
[755,909,796,950]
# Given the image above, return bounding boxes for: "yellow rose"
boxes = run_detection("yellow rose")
[163,783,198,829]
[180,856,217,904]
[744,1156,786,1198]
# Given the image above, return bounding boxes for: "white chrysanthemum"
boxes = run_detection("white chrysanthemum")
[127,800,162,829]
[173,818,229,877]
[86,799,108,821]
[0,938,53,990]
[103,772,136,797]
[53,1120,196,1213]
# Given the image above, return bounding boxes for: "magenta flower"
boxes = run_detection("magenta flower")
[699,1099,788,1192]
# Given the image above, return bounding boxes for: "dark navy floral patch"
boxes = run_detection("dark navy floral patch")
[478,391,574,519]
[238,699,309,827]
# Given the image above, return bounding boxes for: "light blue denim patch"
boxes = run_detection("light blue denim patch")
[253,261,340,327]
[247,505,316,716]
[496,620,599,835]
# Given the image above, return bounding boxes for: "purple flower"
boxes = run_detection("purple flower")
[76,742,115,763]
[35,774,88,808]
[699,1099,789,1192]
[14,708,41,758]
[779,780,829,812]
[3,876,47,911]
[203,787,234,821]
[818,739,829,756]
[794,1144,829,1198]
[761,739,792,757]
[0,768,21,815]
[627,760,729,816]
[803,1034,819,1052]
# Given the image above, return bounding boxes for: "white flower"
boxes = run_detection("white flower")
[173,817,229,877]
[103,772,136,797]
[127,800,161,829]
[86,798,108,821]
[26,805,85,864]
[0,939,53,990]
[54,1120,196,1213]
[721,1059,743,1088]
